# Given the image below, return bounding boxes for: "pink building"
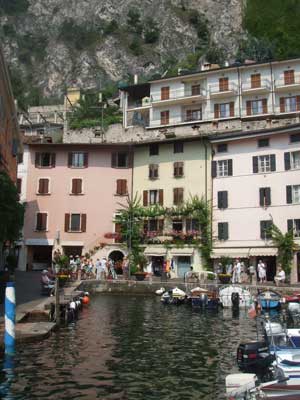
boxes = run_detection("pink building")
[20,143,132,270]
[210,124,300,283]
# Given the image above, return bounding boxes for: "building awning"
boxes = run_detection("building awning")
[144,246,167,256]
[25,239,54,246]
[249,248,278,257]
[211,248,251,258]
[170,248,194,256]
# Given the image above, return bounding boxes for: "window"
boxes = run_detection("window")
[287,185,300,204]
[68,152,88,168]
[253,155,276,173]
[36,213,47,231]
[173,187,184,205]
[185,109,202,121]
[280,96,300,113]
[65,213,86,232]
[35,152,56,168]
[285,151,300,170]
[259,187,271,207]
[290,133,300,143]
[186,219,199,232]
[111,152,129,168]
[218,222,228,240]
[172,219,183,232]
[174,142,184,153]
[160,110,169,125]
[17,178,22,194]
[219,77,229,92]
[246,99,267,115]
[149,164,159,179]
[284,70,295,85]
[143,189,163,206]
[217,191,228,209]
[258,138,269,148]
[38,178,50,195]
[191,84,200,96]
[217,143,227,153]
[174,162,184,178]
[287,219,300,237]
[149,144,159,156]
[144,219,164,234]
[260,220,272,240]
[71,178,83,195]
[214,102,234,119]
[251,73,261,88]
[212,159,233,178]
[161,86,170,100]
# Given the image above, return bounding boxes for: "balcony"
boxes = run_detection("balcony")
[241,107,271,119]
[149,110,203,128]
[127,98,151,110]
[274,73,300,92]
[209,82,238,99]
[241,79,271,95]
[151,87,207,107]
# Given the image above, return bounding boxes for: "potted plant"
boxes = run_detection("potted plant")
[218,273,231,284]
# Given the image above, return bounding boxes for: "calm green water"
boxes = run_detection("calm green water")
[0,295,258,400]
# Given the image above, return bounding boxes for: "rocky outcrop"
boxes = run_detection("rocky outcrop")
[0,0,244,99]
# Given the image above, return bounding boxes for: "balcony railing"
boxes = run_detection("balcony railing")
[209,82,238,95]
[151,87,206,102]
[241,79,271,92]
[150,111,203,127]
[274,73,300,88]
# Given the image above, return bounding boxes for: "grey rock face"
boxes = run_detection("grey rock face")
[1,0,244,98]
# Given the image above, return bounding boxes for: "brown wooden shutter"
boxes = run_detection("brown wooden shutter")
[246,101,252,116]
[81,214,87,232]
[43,179,49,194]
[174,162,178,177]
[64,213,70,232]
[284,70,294,85]
[68,153,73,167]
[42,213,47,230]
[143,190,148,206]
[161,86,170,100]
[286,185,292,204]
[35,153,41,168]
[84,153,88,167]
[230,102,234,117]
[251,73,261,88]
[178,162,183,177]
[178,188,184,204]
[159,189,164,205]
[280,97,285,113]
[36,213,41,230]
[173,188,178,205]
[296,96,300,111]
[284,152,291,170]
[38,179,43,194]
[262,98,268,114]
[214,104,219,119]
[161,110,169,125]
[116,179,122,195]
[72,179,77,194]
[219,77,228,91]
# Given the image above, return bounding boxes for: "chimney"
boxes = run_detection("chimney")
[134,74,138,85]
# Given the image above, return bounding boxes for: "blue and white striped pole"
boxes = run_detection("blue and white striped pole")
[4,282,16,354]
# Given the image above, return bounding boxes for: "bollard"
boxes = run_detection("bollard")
[4,282,16,354]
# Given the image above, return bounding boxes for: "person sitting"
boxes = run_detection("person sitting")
[274,266,286,286]
[41,270,55,295]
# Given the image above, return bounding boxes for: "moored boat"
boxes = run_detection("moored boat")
[189,287,220,309]
[257,290,281,310]
[219,285,252,308]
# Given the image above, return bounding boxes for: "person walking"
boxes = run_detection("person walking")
[95,258,101,280]
[249,264,256,285]
[100,257,107,280]
[235,259,242,283]
[258,259,266,284]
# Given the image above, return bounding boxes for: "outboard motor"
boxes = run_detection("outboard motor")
[231,292,240,309]
[200,293,208,308]
[237,341,275,377]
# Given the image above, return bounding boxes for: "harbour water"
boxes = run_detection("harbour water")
[0,295,258,399]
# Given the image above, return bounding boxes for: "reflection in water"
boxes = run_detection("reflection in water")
[0,296,258,399]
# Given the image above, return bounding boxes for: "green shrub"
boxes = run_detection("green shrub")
[144,17,159,44]
[127,8,143,35]
[129,37,143,56]
[103,20,118,35]
[59,19,102,51]
[0,0,29,15]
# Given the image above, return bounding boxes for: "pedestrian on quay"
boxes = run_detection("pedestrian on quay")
[248,264,256,285]
[122,256,129,280]
[274,265,286,286]
[100,257,107,280]
[258,259,266,284]
[95,258,101,280]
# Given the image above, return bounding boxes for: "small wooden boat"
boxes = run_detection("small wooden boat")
[189,287,220,309]
[161,287,186,305]
[257,290,281,309]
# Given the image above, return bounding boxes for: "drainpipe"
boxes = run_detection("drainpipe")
[237,67,242,118]
[270,61,275,114]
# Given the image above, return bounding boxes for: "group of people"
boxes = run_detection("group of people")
[217,258,286,286]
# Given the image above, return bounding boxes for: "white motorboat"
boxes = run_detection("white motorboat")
[160,287,186,305]
[219,285,252,308]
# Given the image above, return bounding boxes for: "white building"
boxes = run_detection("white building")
[210,124,300,283]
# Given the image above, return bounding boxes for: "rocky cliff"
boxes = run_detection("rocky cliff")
[0,0,244,105]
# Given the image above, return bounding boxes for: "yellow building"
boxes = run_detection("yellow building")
[133,138,211,278]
